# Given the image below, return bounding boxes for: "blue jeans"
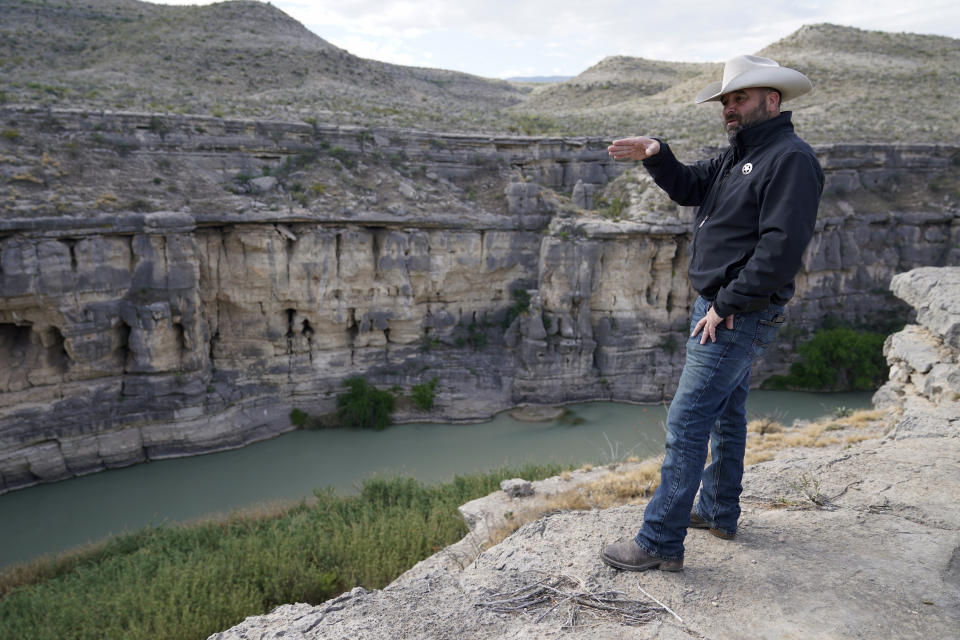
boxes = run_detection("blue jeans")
[635,296,784,560]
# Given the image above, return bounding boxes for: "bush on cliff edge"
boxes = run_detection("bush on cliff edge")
[764,326,888,391]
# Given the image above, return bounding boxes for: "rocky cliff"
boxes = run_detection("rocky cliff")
[1,106,958,492]
[209,267,960,640]
[874,267,960,429]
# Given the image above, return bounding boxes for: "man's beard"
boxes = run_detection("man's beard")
[725,99,772,142]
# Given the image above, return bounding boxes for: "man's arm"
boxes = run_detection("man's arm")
[611,138,724,207]
[610,136,731,343]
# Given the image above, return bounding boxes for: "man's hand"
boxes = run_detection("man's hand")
[608,136,660,161]
[691,306,734,344]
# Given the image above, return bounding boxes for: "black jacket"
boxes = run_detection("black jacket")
[642,111,824,317]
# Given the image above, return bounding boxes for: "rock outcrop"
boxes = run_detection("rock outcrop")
[1,106,958,492]
[874,267,960,438]
[209,266,960,640]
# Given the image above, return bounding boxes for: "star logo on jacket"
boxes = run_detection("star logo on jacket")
[741,163,753,175]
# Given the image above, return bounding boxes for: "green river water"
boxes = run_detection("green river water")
[0,391,873,569]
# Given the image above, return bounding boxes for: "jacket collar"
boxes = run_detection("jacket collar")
[730,111,794,155]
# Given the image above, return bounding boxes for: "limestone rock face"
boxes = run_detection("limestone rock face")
[874,267,960,438]
[1,107,958,491]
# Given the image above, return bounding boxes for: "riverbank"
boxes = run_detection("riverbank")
[0,391,870,570]
[0,407,897,640]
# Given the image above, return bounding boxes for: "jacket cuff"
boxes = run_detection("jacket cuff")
[711,297,733,319]
[641,139,670,167]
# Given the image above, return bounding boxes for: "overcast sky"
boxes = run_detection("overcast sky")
[151,0,960,78]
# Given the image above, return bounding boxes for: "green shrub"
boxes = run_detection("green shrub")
[337,377,395,430]
[503,289,531,328]
[764,326,888,391]
[419,335,440,352]
[658,334,680,354]
[147,116,170,137]
[595,194,626,219]
[455,322,488,352]
[269,150,319,181]
[289,408,308,427]
[327,146,355,169]
[411,377,438,411]
[511,113,560,135]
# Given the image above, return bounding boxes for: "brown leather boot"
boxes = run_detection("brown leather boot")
[689,510,736,540]
[600,538,683,572]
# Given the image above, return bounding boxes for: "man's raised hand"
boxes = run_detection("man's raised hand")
[607,136,661,161]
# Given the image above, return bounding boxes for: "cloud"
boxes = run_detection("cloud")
[333,34,420,67]
[148,0,960,78]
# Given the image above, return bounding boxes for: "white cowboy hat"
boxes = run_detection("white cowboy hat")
[695,54,812,104]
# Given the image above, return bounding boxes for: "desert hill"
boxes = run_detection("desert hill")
[0,0,528,130]
[3,1,960,145]
[509,23,960,145]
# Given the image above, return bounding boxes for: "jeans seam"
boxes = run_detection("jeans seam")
[634,537,683,562]
[709,427,724,523]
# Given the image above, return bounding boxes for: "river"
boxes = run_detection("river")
[0,391,873,569]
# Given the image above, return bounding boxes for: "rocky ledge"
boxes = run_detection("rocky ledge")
[211,266,960,640]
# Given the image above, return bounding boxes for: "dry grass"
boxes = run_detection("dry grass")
[483,457,663,548]
[481,409,891,548]
[744,408,888,465]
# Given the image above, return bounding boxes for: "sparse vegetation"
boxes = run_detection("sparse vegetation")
[503,288,531,328]
[327,146,355,169]
[510,114,562,136]
[788,471,828,507]
[289,408,308,427]
[456,320,489,352]
[0,2,955,144]
[594,194,626,219]
[94,192,118,209]
[743,408,887,465]
[484,407,890,547]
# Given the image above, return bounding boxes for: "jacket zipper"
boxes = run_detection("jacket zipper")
[696,163,734,229]
[691,152,737,266]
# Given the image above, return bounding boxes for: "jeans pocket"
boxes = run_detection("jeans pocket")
[752,313,785,356]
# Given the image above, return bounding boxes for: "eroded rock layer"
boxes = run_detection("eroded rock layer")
[1,107,958,491]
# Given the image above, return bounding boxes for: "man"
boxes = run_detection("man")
[600,55,824,571]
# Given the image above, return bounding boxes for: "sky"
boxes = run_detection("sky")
[150,0,960,79]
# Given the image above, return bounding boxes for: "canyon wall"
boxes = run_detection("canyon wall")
[0,107,957,492]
